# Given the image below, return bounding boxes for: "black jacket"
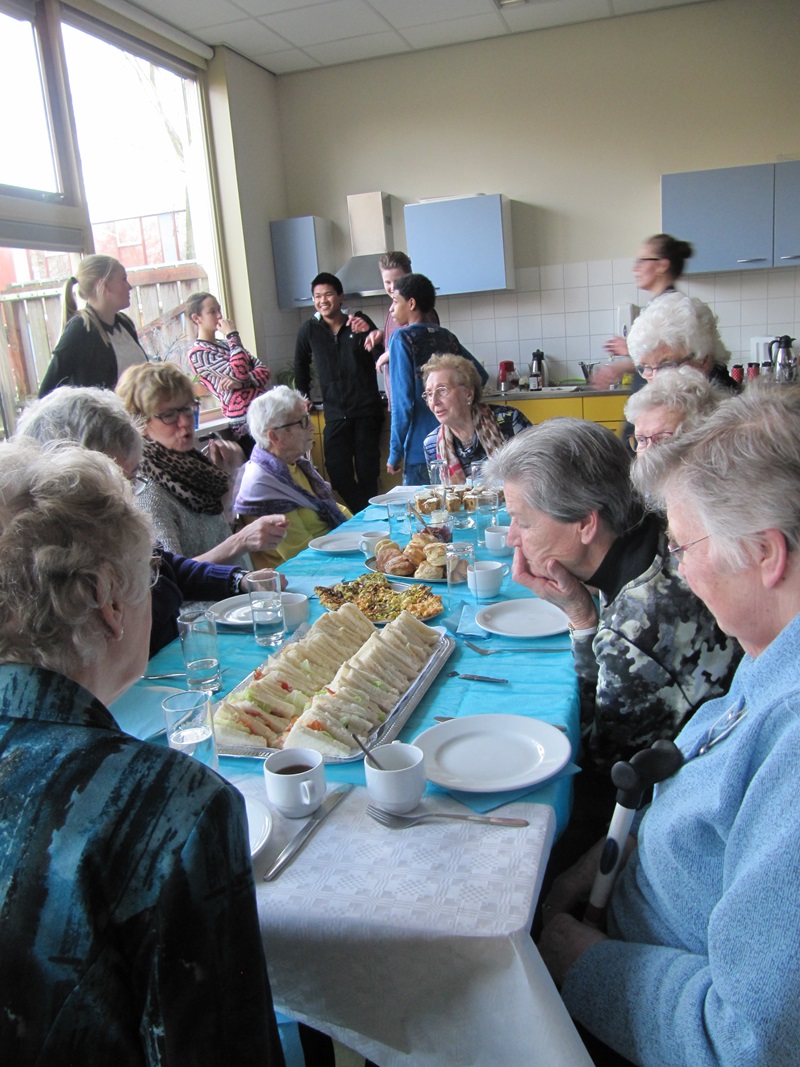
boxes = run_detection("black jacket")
[39,312,144,396]
[294,312,384,419]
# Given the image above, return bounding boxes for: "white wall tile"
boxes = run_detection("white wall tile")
[612,284,638,307]
[565,311,590,335]
[767,298,796,327]
[713,301,742,328]
[589,285,613,310]
[518,315,543,339]
[739,272,769,300]
[741,299,769,326]
[713,274,742,301]
[563,261,588,288]
[612,258,634,285]
[495,317,520,342]
[589,309,615,334]
[517,292,542,316]
[541,264,564,290]
[515,266,540,292]
[472,317,497,343]
[493,292,519,317]
[565,287,589,313]
[767,270,796,298]
[540,289,566,314]
[449,320,474,344]
[542,337,567,360]
[448,296,472,319]
[587,259,613,286]
[542,313,566,337]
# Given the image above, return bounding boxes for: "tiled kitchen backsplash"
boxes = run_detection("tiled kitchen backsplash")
[265,260,800,386]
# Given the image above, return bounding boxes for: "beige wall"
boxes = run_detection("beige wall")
[272,0,799,267]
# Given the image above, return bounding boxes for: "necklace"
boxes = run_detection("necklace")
[683,698,747,762]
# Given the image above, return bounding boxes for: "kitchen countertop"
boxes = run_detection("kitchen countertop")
[485,386,632,400]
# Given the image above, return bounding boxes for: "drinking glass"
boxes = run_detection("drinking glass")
[246,569,286,647]
[177,609,222,692]
[162,691,219,770]
[475,489,500,546]
[387,500,410,543]
[446,542,474,611]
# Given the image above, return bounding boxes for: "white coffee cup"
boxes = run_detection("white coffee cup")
[484,524,512,557]
[467,560,511,599]
[263,747,326,818]
[281,592,309,630]
[365,741,427,815]
[359,528,390,557]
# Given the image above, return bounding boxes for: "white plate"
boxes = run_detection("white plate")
[308,532,367,554]
[244,795,273,857]
[368,487,421,506]
[208,593,254,628]
[414,714,571,792]
[475,599,569,638]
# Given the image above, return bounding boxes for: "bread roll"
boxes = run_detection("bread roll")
[424,543,446,566]
[384,552,416,576]
[414,562,445,580]
[403,543,426,567]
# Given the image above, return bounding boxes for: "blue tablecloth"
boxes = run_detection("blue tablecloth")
[113,510,580,835]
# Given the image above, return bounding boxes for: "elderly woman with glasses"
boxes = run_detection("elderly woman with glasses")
[117,362,287,566]
[15,386,264,657]
[0,439,284,1064]
[234,385,351,568]
[486,419,740,864]
[420,353,531,482]
[539,383,800,1067]
[626,291,738,390]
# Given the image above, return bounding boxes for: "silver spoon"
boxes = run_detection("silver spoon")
[350,732,386,769]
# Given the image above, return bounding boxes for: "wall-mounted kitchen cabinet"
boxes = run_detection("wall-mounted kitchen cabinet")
[661,161,800,273]
[404,194,514,295]
[270,216,333,309]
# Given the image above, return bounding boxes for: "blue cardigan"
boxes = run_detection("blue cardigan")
[562,610,800,1066]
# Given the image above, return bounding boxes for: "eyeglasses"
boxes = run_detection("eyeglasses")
[421,385,457,404]
[149,554,162,586]
[151,402,198,425]
[130,471,148,495]
[628,431,675,452]
[635,354,697,377]
[273,413,311,431]
[634,257,661,266]
[685,700,747,761]
[667,533,710,561]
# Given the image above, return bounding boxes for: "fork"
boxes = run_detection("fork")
[366,805,528,828]
[464,640,571,656]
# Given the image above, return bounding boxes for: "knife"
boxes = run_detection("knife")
[448,672,509,684]
[263,784,353,882]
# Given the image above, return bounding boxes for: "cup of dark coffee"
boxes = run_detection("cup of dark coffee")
[263,747,325,818]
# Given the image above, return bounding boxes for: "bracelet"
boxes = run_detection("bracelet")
[230,567,248,595]
[569,624,598,638]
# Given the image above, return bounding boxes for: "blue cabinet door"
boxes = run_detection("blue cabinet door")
[662,164,774,273]
[270,216,333,309]
[404,194,514,295]
[774,160,800,267]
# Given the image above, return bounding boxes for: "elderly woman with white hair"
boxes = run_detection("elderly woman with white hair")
[15,386,259,657]
[0,439,283,1064]
[539,383,800,1067]
[235,385,351,568]
[627,291,738,390]
[624,366,726,497]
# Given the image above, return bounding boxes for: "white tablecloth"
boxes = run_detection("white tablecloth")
[230,774,592,1067]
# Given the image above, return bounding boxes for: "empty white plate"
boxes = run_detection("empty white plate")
[414,714,571,792]
[475,599,569,638]
[244,795,273,857]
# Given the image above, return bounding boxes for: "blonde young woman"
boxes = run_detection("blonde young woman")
[38,254,147,396]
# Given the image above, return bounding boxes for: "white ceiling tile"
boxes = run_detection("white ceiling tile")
[303,30,410,65]
[125,0,245,32]
[264,0,391,46]
[256,48,322,73]
[201,17,290,53]
[364,0,494,30]
[233,0,339,14]
[611,0,712,12]
[401,14,508,50]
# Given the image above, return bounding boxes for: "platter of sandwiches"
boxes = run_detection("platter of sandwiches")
[213,602,454,761]
[314,571,443,623]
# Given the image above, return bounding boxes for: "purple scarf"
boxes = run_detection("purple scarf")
[234,446,345,529]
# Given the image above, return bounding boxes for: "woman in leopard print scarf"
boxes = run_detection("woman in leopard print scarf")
[117,362,287,565]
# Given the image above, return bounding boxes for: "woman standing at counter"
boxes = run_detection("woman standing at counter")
[421,353,530,482]
[38,254,147,396]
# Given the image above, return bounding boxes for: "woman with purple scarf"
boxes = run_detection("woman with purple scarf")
[235,386,351,568]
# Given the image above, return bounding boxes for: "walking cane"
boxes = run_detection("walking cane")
[583,739,684,929]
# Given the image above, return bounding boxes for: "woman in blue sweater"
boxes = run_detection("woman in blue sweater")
[539,383,800,1066]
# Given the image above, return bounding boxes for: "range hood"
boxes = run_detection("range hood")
[337,191,395,298]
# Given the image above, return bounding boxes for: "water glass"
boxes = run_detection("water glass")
[428,459,450,488]
[446,541,474,610]
[177,609,222,692]
[475,489,500,546]
[246,568,285,647]
[387,500,410,542]
[162,691,219,770]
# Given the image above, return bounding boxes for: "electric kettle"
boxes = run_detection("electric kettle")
[768,335,797,383]
[530,350,549,388]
